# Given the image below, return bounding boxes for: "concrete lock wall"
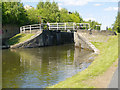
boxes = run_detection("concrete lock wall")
[11,30,74,48]
[74,30,116,54]
[11,29,115,52]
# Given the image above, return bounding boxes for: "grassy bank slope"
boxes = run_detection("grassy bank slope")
[7,33,35,45]
[48,35,118,88]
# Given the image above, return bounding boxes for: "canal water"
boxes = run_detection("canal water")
[2,44,94,88]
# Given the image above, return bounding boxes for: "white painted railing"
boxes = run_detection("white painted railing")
[20,23,91,33]
[76,23,90,29]
[20,24,43,33]
[48,23,90,30]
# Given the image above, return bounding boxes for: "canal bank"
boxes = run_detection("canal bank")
[48,33,118,88]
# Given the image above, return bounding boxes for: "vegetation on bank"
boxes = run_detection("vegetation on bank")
[7,33,35,45]
[2,1,101,30]
[112,12,120,33]
[48,34,118,88]
[2,1,119,33]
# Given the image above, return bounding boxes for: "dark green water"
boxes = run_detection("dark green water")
[2,44,93,88]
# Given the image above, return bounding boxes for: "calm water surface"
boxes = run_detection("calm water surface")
[2,44,93,88]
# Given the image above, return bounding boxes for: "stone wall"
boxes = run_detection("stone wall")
[11,30,74,48]
[2,24,19,45]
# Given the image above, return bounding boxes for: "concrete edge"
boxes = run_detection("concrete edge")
[77,33,100,55]
[10,31,42,49]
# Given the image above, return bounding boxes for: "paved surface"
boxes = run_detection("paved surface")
[108,68,118,88]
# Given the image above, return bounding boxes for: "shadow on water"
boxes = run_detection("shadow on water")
[2,44,94,88]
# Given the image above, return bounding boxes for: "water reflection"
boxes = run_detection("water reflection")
[2,44,93,88]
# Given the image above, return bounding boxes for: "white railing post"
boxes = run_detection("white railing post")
[73,23,75,30]
[65,23,66,30]
[39,24,41,31]
[89,24,90,30]
[49,24,50,30]
[20,27,22,33]
[24,27,25,33]
[30,25,31,33]
[57,23,58,30]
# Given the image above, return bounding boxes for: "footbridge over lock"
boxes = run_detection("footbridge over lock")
[11,22,109,54]
[20,22,91,33]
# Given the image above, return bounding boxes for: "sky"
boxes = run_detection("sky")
[21,0,119,30]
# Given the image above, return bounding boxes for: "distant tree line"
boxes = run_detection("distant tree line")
[2,1,101,30]
[84,20,101,30]
[26,0,84,24]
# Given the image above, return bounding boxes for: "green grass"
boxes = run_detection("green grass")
[7,33,35,45]
[48,35,118,88]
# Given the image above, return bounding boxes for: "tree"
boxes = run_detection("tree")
[74,11,83,23]
[36,1,84,23]
[113,12,120,33]
[2,2,28,26]
[59,8,71,22]
[51,1,59,13]
[44,0,51,9]
[26,7,40,24]
[108,27,112,31]
[37,0,44,9]
[84,20,101,30]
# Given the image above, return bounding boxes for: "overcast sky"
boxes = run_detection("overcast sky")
[21,0,119,30]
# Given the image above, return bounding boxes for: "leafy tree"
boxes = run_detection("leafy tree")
[44,0,51,9]
[84,20,101,30]
[74,11,83,23]
[31,1,85,24]
[26,7,40,24]
[37,0,60,23]
[59,8,71,22]
[37,0,44,9]
[113,12,120,33]
[51,1,59,13]
[69,13,80,23]
[2,0,101,30]
[2,2,28,26]
[108,27,112,31]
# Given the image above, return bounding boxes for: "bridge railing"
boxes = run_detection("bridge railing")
[20,23,49,33]
[76,23,90,30]
[48,23,76,30]
[48,23,90,31]
[20,24,41,33]
[20,23,91,33]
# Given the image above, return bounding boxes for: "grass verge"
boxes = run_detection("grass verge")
[7,33,35,45]
[48,34,118,88]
